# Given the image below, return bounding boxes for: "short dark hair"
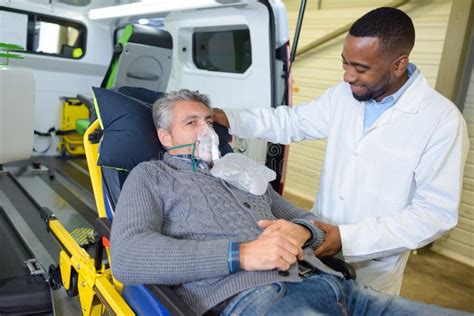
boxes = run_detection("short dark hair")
[349,7,415,57]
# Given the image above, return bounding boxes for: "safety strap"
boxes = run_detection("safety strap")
[34,127,77,137]
[33,127,83,153]
[88,128,103,144]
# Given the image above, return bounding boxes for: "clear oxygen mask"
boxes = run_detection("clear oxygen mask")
[196,125,220,163]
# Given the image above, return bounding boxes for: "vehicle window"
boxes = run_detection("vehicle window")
[0,7,86,59]
[34,21,82,57]
[193,28,251,74]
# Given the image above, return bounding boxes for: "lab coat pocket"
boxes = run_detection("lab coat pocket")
[370,147,417,213]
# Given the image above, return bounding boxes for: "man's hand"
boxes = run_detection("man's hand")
[212,108,230,128]
[258,219,310,250]
[314,222,342,257]
[240,229,303,272]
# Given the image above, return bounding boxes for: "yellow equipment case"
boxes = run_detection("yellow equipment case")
[57,97,90,156]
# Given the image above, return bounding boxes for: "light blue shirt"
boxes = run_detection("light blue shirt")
[364,63,419,130]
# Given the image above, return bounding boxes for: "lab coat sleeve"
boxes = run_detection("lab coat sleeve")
[339,110,470,261]
[224,87,338,144]
[267,185,318,221]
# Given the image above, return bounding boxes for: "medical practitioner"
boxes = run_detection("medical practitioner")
[213,7,469,294]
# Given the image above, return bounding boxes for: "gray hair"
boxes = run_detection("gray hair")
[152,89,211,131]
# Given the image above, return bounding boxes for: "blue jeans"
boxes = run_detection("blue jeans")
[220,272,470,315]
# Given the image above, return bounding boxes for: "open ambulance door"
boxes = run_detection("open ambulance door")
[163,0,291,193]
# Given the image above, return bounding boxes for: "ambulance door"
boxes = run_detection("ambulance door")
[164,0,290,191]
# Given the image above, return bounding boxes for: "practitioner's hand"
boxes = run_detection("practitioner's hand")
[313,222,342,257]
[258,219,310,252]
[212,108,230,128]
[240,230,302,272]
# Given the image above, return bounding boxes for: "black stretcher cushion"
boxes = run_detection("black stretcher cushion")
[0,274,52,314]
[117,86,164,104]
[0,207,52,314]
[93,87,166,172]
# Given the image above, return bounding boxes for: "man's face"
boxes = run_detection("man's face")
[158,101,213,155]
[342,35,397,102]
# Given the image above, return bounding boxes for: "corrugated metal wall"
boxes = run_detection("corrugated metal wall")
[432,64,474,266]
[282,0,453,210]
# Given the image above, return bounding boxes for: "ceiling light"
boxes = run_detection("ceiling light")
[88,0,220,20]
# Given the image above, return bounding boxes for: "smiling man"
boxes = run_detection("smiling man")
[213,7,470,294]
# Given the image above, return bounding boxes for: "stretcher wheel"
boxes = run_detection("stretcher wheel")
[48,264,62,290]
[66,271,79,297]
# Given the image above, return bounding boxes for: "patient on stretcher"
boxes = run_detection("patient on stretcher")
[110,89,468,315]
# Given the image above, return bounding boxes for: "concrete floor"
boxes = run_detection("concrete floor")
[401,247,474,313]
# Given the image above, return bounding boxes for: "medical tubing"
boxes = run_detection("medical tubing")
[167,143,198,171]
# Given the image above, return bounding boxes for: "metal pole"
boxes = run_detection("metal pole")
[290,0,307,65]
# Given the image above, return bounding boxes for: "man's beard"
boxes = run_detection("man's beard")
[352,72,391,102]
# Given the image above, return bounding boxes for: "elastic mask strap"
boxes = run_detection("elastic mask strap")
[168,143,194,151]
[167,143,198,172]
[191,144,197,172]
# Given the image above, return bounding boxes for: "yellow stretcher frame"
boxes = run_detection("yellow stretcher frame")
[84,119,106,217]
[45,214,133,316]
[43,119,135,316]
[84,119,125,290]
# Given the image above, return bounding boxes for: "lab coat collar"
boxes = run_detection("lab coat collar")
[360,73,429,134]
[392,73,429,114]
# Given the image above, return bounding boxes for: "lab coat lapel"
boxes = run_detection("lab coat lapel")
[353,101,365,143]
[365,106,395,133]
[361,74,427,135]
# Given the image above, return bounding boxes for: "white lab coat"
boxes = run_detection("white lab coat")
[225,73,469,294]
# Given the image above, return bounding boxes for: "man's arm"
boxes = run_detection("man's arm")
[239,229,304,271]
[110,164,305,284]
[261,186,326,250]
[214,85,341,144]
[110,164,232,285]
[339,111,469,261]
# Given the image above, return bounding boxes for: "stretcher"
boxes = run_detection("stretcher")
[42,86,355,315]
[44,89,195,315]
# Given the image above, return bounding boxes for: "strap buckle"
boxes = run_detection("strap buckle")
[298,261,317,277]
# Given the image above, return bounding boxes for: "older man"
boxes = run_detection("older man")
[110,89,467,315]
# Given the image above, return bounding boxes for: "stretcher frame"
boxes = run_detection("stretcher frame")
[43,119,135,315]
